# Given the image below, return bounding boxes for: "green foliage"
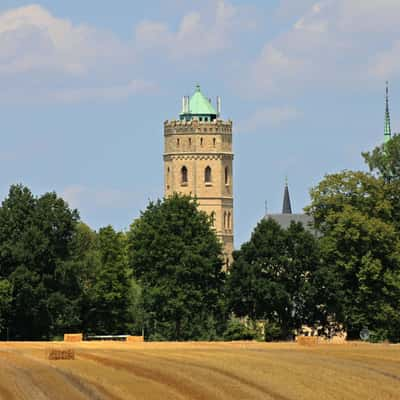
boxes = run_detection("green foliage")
[227,218,324,340]
[128,194,225,341]
[126,279,144,335]
[223,317,257,341]
[368,329,389,343]
[0,185,80,339]
[264,321,282,342]
[0,185,145,340]
[363,134,400,233]
[363,133,400,183]
[85,226,132,335]
[0,279,12,336]
[307,171,400,341]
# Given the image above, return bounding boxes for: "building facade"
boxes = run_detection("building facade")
[163,85,234,266]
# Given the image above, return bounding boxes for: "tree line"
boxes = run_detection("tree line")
[0,138,400,342]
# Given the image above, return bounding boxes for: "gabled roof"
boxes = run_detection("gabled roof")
[186,85,217,116]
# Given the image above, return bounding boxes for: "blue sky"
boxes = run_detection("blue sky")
[0,0,399,246]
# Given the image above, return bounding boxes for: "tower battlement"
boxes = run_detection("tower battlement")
[164,119,232,134]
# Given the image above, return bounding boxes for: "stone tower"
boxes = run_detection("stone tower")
[163,85,234,267]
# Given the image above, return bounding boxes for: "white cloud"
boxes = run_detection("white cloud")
[275,0,317,18]
[0,4,155,103]
[249,0,400,96]
[237,106,302,133]
[0,2,252,103]
[135,0,251,59]
[369,40,400,79]
[0,5,130,75]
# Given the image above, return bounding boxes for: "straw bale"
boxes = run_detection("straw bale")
[64,333,83,342]
[297,336,319,346]
[126,335,144,343]
[47,348,75,360]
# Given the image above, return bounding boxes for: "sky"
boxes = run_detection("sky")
[0,0,399,246]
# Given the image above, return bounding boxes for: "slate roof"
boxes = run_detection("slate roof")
[265,213,315,233]
[282,184,292,214]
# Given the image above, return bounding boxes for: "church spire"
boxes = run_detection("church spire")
[384,81,392,144]
[282,178,292,214]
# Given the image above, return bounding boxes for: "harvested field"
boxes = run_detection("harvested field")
[0,341,399,400]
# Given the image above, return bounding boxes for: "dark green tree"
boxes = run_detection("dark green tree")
[363,134,400,183]
[127,194,225,341]
[0,279,12,338]
[0,185,79,339]
[363,134,400,233]
[226,218,324,340]
[85,226,132,335]
[307,171,400,341]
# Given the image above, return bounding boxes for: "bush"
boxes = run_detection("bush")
[264,322,283,342]
[223,317,257,341]
[368,329,389,343]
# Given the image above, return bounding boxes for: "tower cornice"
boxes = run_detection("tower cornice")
[163,153,234,162]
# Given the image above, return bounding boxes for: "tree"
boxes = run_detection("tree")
[0,185,80,339]
[0,279,12,338]
[127,194,225,341]
[307,171,400,341]
[363,134,400,233]
[227,218,324,340]
[363,134,400,183]
[85,226,132,335]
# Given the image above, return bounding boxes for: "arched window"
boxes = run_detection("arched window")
[181,166,188,184]
[177,138,180,146]
[210,211,216,227]
[223,212,227,229]
[188,138,192,146]
[227,212,231,229]
[167,167,170,189]
[213,138,216,147]
[205,166,212,183]
[200,137,203,146]
[225,167,229,185]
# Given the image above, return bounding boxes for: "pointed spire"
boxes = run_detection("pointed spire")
[282,179,292,214]
[384,81,392,144]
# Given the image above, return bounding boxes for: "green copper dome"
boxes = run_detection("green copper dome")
[189,85,217,115]
[180,85,218,121]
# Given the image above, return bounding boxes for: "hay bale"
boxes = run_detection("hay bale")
[297,336,319,346]
[126,335,144,343]
[329,336,346,344]
[64,333,83,342]
[47,348,75,360]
